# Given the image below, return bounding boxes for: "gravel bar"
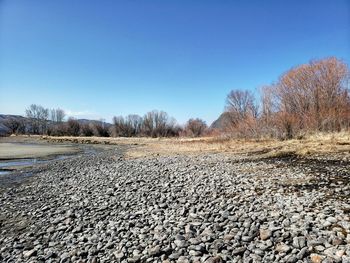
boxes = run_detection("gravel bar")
[0,150,349,262]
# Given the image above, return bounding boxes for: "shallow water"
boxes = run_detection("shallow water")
[0,145,97,176]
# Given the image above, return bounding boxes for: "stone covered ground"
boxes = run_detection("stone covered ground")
[0,149,349,262]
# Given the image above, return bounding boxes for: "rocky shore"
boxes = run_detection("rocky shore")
[0,149,349,262]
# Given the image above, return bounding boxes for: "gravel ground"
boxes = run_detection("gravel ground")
[0,149,349,263]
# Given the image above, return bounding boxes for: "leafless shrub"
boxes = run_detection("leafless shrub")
[47,123,67,136]
[91,119,109,137]
[184,118,207,137]
[3,118,26,134]
[66,118,80,136]
[80,124,94,136]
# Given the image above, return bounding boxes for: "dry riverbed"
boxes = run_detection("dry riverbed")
[0,135,349,262]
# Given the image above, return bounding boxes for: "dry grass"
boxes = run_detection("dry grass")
[41,132,350,160]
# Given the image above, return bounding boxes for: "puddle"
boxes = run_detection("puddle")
[0,159,44,168]
[0,146,98,176]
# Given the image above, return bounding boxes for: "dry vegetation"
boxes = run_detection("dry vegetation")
[42,131,350,160]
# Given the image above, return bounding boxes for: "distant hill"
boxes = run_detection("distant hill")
[76,119,112,128]
[210,112,233,130]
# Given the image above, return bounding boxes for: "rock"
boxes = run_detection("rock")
[174,240,187,248]
[106,188,114,196]
[47,226,55,233]
[149,245,161,257]
[205,256,223,263]
[60,252,70,262]
[253,249,264,256]
[286,255,298,263]
[292,236,306,249]
[189,250,202,256]
[314,245,325,252]
[23,249,37,258]
[177,256,190,263]
[185,224,195,233]
[275,243,290,253]
[113,251,124,260]
[241,236,254,242]
[323,247,344,261]
[232,247,246,255]
[169,252,182,260]
[310,253,324,263]
[189,238,201,245]
[259,229,272,240]
[223,234,235,241]
[72,225,82,233]
[326,216,337,223]
[297,247,308,259]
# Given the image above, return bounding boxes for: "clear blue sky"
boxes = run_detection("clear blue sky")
[0,0,349,125]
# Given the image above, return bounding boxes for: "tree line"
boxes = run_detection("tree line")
[3,107,208,138]
[223,57,350,139]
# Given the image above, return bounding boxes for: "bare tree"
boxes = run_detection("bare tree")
[125,114,143,136]
[25,104,49,134]
[91,119,109,137]
[223,90,259,137]
[226,90,257,121]
[185,118,207,137]
[275,57,350,135]
[50,108,65,123]
[112,116,128,137]
[141,110,177,137]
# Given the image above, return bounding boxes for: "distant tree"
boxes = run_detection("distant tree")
[80,124,94,136]
[91,119,109,137]
[141,110,176,137]
[50,108,65,123]
[112,116,128,137]
[259,85,279,138]
[112,114,143,137]
[25,104,49,134]
[226,90,257,121]
[125,114,143,136]
[4,118,25,134]
[185,118,207,137]
[224,90,259,137]
[66,118,80,136]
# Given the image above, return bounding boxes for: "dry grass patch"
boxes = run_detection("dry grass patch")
[41,132,350,160]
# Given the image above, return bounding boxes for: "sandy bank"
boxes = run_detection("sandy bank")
[0,143,80,160]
